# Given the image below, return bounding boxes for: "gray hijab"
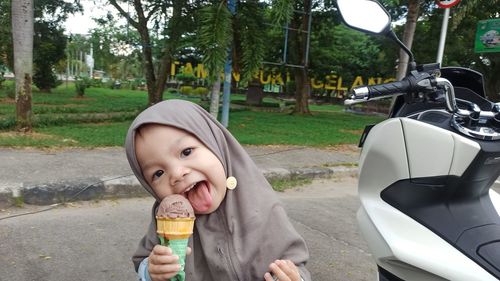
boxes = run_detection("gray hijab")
[125,100,310,281]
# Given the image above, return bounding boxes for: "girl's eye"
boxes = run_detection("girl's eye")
[181,148,193,157]
[153,170,164,180]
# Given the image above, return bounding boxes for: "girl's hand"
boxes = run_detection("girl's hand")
[264,259,301,281]
[148,245,187,281]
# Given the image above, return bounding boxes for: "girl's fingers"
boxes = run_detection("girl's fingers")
[149,262,181,275]
[152,245,172,255]
[150,252,179,265]
[264,272,276,281]
[267,260,300,281]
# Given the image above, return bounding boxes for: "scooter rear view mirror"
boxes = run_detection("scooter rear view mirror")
[336,0,391,35]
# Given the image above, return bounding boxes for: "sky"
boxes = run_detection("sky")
[64,0,114,35]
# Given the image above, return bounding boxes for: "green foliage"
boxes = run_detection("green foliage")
[13,195,24,207]
[74,77,91,97]
[0,64,6,89]
[166,88,180,95]
[128,78,147,91]
[4,83,15,99]
[193,86,209,97]
[310,24,385,82]
[0,0,81,87]
[32,24,67,91]
[407,0,500,99]
[33,67,62,93]
[180,86,194,96]
[197,2,233,83]
[0,84,383,147]
[270,0,295,25]
[269,178,312,192]
[176,73,197,85]
[235,1,266,84]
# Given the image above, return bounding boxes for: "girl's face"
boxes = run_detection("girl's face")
[135,124,227,215]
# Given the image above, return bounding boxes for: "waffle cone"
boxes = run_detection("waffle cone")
[156,217,195,240]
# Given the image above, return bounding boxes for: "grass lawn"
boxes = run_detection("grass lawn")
[0,82,385,148]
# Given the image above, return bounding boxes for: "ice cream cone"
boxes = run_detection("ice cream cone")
[155,194,195,281]
[156,217,195,240]
[156,217,195,281]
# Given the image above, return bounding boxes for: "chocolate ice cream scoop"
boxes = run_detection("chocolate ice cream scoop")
[157,194,195,218]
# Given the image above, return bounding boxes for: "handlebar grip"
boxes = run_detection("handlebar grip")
[352,79,411,100]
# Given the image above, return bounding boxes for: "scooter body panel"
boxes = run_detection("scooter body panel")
[358,117,499,280]
[401,118,481,178]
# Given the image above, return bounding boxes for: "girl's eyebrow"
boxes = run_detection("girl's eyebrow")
[176,134,191,146]
[140,134,192,171]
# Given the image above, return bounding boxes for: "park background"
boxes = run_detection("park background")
[1,0,499,147]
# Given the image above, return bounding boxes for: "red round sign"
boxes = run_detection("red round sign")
[436,0,460,8]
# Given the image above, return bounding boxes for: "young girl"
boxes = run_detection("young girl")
[125,99,311,281]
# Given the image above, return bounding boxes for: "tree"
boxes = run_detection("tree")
[2,0,82,93]
[12,0,34,132]
[197,0,266,117]
[197,1,232,118]
[310,24,385,84]
[271,0,314,114]
[0,0,11,77]
[395,0,420,80]
[449,0,500,99]
[33,22,67,92]
[85,17,144,81]
[108,0,197,106]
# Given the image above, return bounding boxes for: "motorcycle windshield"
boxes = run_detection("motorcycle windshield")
[440,67,487,98]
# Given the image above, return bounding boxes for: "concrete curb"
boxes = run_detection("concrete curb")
[0,166,358,208]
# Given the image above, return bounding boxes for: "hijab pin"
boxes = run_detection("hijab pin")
[226,176,237,190]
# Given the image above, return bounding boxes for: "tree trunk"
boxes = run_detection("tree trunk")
[109,0,163,106]
[153,0,184,105]
[293,67,311,114]
[12,0,34,132]
[133,0,158,106]
[291,0,311,115]
[396,0,420,80]
[246,77,263,106]
[209,76,221,119]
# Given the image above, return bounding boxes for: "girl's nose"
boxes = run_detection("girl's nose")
[169,165,190,186]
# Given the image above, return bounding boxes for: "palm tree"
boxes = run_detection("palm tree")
[199,0,316,115]
[198,0,266,117]
[12,0,34,132]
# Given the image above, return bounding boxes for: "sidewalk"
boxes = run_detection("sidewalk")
[0,145,360,208]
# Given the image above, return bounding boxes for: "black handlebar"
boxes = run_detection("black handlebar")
[352,79,412,100]
[349,71,435,101]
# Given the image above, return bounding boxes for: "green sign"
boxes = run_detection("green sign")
[475,19,500,53]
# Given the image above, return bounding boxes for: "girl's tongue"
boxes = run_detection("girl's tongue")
[187,181,212,213]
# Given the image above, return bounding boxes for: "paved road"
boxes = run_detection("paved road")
[0,177,376,281]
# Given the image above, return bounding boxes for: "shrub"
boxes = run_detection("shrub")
[0,64,6,89]
[5,83,15,99]
[130,78,147,91]
[33,69,61,92]
[180,86,193,96]
[176,73,197,85]
[90,78,103,88]
[194,87,209,100]
[166,88,179,95]
[75,76,91,97]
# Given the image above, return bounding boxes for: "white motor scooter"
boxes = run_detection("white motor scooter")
[338,1,500,280]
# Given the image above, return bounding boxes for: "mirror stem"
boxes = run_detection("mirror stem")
[387,30,416,71]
